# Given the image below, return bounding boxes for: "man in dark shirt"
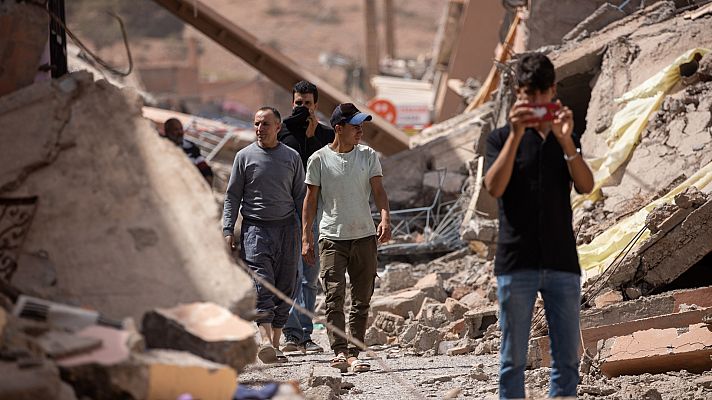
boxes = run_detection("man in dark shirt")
[278,81,334,354]
[163,118,214,186]
[484,53,594,399]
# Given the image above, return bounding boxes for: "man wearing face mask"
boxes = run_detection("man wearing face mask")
[278,81,334,355]
[484,52,594,399]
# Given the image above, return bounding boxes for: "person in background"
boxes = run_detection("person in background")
[163,118,214,186]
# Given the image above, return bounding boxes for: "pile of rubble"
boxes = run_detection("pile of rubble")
[363,251,502,359]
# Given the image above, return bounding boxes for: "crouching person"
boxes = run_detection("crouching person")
[223,107,306,364]
[302,103,391,373]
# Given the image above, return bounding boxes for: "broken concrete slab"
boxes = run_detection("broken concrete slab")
[304,385,339,400]
[141,302,257,372]
[531,305,711,369]
[380,263,418,293]
[463,306,498,339]
[414,273,448,302]
[0,72,255,322]
[593,288,624,309]
[608,198,712,293]
[371,289,427,319]
[60,349,237,400]
[598,323,712,377]
[562,2,627,43]
[550,1,678,82]
[372,311,404,335]
[382,116,489,208]
[581,286,712,330]
[364,325,389,346]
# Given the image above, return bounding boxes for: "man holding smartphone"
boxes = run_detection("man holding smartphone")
[484,52,594,399]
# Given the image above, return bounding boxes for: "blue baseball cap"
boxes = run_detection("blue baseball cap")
[330,103,373,128]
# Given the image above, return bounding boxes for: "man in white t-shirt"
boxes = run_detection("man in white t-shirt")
[302,103,391,373]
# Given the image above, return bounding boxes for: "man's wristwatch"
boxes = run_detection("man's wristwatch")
[564,148,581,162]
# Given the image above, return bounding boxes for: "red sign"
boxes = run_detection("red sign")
[367,99,397,124]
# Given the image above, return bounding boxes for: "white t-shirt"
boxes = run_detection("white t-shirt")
[305,144,383,240]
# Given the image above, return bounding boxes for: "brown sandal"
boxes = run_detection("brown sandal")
[348,357,370,373]
[330,353,348,372]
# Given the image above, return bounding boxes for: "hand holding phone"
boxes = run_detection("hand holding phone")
[524,102,561,123]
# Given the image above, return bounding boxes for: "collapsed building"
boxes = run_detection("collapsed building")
[366,1,712,398]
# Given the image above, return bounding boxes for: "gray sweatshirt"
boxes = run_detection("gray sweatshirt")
[222,142,306,235]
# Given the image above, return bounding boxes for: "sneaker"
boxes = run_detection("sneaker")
[302,339,324,354]
[282,336,304,355]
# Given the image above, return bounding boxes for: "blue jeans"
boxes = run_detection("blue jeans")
[497,269,581,399]
[283,215,320,343]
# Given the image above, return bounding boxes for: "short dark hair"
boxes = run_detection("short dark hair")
[257,106,281,123]
[164,117,181,129]
[515,52,555,92]
[292,80,318,103]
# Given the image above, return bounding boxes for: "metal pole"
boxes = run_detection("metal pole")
[48,0,68,78]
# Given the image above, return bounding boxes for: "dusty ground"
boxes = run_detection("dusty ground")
[239,328,712,399]
[240,328,501,400]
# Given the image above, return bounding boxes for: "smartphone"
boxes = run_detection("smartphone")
[525,103,560,122]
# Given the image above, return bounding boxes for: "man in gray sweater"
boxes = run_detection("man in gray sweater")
[223,106,305,364]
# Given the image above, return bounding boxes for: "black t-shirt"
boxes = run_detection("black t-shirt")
[485,125,582,276]
[278,121,335,170]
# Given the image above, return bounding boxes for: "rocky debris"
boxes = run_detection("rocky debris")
[308,364,342,393]
[414,273,449,302]
[304,385,340,400]
[141,302,257,372]
[379,263,419,293]
[0,72,255,322]
[370,289,428,320]
[593,288,624,309]
[373,311,405,336]
[364,325,389,346]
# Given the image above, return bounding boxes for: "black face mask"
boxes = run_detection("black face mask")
[283,105,311,132]
[290,105,310,121]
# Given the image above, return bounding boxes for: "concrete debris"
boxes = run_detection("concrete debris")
[598,322,712,378]
[414,273,448,302]
[364,325,389,346]
[370,289,428,320]
[593,288,624,309]
[379,263,418,293]
[0,72,255,322]
[61,349,238,400]
[372,311,405,335]
[304,385,340,400]
[141,302,257,372]
[308,364,342,392]
[562,3,627,43]
[600,198,712,295]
